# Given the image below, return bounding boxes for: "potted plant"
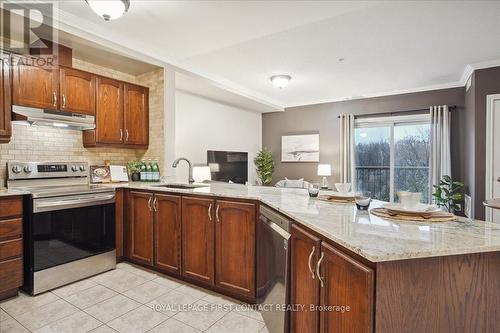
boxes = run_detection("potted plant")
[254,148,275,186]
[432,175,464,213]
[127,160,142,182]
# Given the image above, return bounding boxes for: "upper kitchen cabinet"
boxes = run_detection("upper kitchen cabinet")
[59,67,95,115]
[0,52,12,143]
[83,78,149,148]
[124,83,148,145]
[94,77,124,144]
[11,54,59,110]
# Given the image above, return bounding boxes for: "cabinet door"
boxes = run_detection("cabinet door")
[215,200,255,297]
[129,191,154,265]
[319,243,374,333]
[95,77,123,144]
[60,67,95,115]
[124,83,148,145]
[154,194,181,274]
[182,196,215,285]
[0,52,11,142]
[290,224,321,333]
[11,54,58,110]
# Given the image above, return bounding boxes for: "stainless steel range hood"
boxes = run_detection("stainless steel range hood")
[12,105,95,131]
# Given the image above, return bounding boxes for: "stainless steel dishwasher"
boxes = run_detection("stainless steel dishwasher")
[257,205,292,333]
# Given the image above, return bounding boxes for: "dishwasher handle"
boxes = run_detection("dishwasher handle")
[259,214,291,240]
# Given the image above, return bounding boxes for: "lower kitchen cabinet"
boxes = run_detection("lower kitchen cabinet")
[0,196,23,300]
[154,194,181,274]
[181,196,215,285]
[215,200,255,297]
[290,224,321,332]
[290,224,374,333]
[128,191,154,265]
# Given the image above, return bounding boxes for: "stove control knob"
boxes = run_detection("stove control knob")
[24,166,32,173]
[11,165,22,174]
[79,165,86,172]
[71,165,78,172]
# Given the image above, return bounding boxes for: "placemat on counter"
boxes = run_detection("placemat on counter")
[370,207,456,222]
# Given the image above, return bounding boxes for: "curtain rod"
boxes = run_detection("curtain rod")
[336,105,457,119]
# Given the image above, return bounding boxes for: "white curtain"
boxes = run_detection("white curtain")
[430,105,451,186]
[339,114,355,185]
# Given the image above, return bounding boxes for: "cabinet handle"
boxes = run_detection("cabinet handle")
[216,204,220,223]
[208,203,212,221]
[125,129,129,142]
[52,92,57,107]
[153,196,158,211]
[62,94,66,109]
[307,246,316,279]
[120,129,123,141]
[316,251,325,288]
[147,196,152,211]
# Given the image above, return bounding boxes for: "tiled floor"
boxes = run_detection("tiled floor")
[0,262,269,333]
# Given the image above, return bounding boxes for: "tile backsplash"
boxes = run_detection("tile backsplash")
[0,59,164,185]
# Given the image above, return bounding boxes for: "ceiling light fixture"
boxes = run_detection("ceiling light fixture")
[270,75,291,89]
[86,0,130,21]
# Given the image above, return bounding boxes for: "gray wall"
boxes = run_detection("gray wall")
[262,87,465,188]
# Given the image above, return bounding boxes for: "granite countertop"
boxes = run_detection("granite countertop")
[110,182,500,263]
[7,180,500,263]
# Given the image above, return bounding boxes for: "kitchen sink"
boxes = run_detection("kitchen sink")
[154,183,209,189]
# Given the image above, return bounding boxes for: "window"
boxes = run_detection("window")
[354,114,431,202]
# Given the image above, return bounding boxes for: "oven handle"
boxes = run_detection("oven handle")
[34,193,115,213]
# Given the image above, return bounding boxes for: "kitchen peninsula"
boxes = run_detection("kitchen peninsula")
[111,182,500,333]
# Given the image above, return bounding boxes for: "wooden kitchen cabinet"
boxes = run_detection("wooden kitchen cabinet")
[215,200,256,297]
[59,67,95,115]
[94,77,124,144]
[319,242,374,333]
[290,224,373,333]
[0,52,11,143]
[182,196,215,286]
[0,196,23,301]
[11,54,59,110]
[124,83,148,145]
[290,224,321,333]
[128,191,154,265]
[154,194,181,274]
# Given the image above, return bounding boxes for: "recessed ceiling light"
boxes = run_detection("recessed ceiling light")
[86,0,130,21]
[270,75,291,89]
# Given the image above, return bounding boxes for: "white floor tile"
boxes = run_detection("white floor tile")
[117,265,158,280]
[65,285,118,309]
[146,290,199,317]
[52,279,98,298]
[88,325,118,333]
[84,295,141,323]
[172,299,229,331]
[122,281,171,304]
[147,318,201,333]
[0,292,60,317]
[205,311,265,333]
[150,276,183,290]
[0,316,29,333]
[91,269,150,293]
[175,285,210,299]
[33,311,102,333]
[107,306,168,333]
[14,299,79,331]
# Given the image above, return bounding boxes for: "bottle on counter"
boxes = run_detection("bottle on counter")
[145,159,153,182]
[140,160,147,182]
[152,159,160,182]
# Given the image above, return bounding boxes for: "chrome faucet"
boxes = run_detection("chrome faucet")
[172,157,195,184]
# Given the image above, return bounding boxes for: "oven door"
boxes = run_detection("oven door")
[30,192,116,272]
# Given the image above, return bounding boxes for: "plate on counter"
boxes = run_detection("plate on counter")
[382,203,440,215]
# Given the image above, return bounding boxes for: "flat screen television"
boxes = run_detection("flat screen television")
[207,150,248,184]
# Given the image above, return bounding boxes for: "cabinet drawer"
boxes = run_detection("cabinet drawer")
[0,238,22,260]
[0,258,23,292]
[0,197,22,219]
[0,218,22,240]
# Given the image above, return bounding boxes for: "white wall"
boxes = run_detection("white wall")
[175,91,262,184]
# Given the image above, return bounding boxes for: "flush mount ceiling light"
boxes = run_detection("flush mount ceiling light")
[86,0,130,21]
[270,75,291,89]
